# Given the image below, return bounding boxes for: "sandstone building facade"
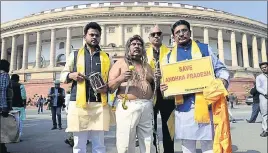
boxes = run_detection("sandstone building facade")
[1,2,267,102]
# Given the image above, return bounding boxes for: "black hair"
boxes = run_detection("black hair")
[0,59,10,73]
[259,62,268,68]
[84,22,102,36]
[171,20,191,36]
[11,74,20,82]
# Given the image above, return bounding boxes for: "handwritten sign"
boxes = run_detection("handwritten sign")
[161,56,215,97]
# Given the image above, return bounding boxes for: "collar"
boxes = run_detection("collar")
[84,44,101,55]
[177,40,192,50]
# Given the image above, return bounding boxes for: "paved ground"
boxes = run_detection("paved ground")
[6,105,267,153]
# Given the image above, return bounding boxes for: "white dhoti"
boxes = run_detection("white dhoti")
[175,104,213,153]
[259,95,268,132]
[115,99,156,153]
[67,101,114,153]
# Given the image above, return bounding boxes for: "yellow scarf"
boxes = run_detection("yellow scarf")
[147,44,170,105]
[147,44,170,71]
[166,41,212,140]
[203,79,232,153]
[76,47,110,108]
[169,41,210,123]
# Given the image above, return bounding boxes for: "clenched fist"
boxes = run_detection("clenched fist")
[69,72,85,82]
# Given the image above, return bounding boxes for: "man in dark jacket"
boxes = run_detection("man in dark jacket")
[11,74,27,140]
[48,80,65,130]
[246,83,260,123]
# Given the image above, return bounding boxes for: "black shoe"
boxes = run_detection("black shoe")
[65,139,74,147]
[246,119,254,123]
[51,127,57,130]
[87,140,90,145]
[59,127,62,130]
[232,119,237,123]
[260,131,268,137]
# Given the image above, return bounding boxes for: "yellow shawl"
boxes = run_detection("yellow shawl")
[203,79,232,153]
[147,44,170,104]
[169,41,211,123]
[76,47,110,108]
[166,41,211,140]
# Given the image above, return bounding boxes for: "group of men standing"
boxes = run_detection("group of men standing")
[0,20,265,153]
[59,19,233,153]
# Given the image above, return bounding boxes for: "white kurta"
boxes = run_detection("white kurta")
[66,101,115,132]
[256,73,268,132]
[175,104,213,140]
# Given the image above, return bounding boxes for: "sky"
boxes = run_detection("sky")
[1,1,267,24]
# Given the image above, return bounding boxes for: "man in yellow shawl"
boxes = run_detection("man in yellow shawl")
[146,25,175,153]
[160,20,231,153]
[60,22,114,153]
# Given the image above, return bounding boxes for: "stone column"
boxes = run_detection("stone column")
[217,29,224,63]
[82,26,86,46]
[137,24,142,37]
[10,35,17,72]
[190,26,194,40]
[252,35,259,68]
[261,38,267,62]
[66,27,72,60]
[242,33,249,68]
[49,29,56,67]
[203,27,209,44]
[230,31,238,67]
[22,33,29,70]
[101,25,106,46]
[119,24,124,47]
[1,38,7,60]
[35,31,41,68]
[17,49,22,70]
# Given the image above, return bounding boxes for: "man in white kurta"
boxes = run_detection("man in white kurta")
[256,62,268,137]
[60,22,114,153]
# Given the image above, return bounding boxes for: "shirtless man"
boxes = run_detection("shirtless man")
[108,35,157,153]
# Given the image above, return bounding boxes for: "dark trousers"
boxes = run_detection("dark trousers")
[0,143,8,153]
[38,104,43,113]
[51,106,62,127]
[153,90,175,153]
[249,103,260,123]
[230,101,234,109]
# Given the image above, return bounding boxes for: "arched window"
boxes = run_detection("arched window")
[59,42,65,49]
[108,43,116,47]
[56,54,66,66]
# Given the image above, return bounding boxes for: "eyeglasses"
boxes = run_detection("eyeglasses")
[88,33,100,37]
[174,29,189,36]
[130,42,142,47]
[150,32,162,37]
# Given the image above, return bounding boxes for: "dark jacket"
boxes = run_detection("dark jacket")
[250,86,260,103]
[68,46,109,102]
[49,87,65,107]
[11,82,24,107]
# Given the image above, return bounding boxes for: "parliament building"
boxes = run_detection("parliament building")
[1,1,267,102]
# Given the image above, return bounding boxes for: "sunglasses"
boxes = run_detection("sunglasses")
[150,32,162,37]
